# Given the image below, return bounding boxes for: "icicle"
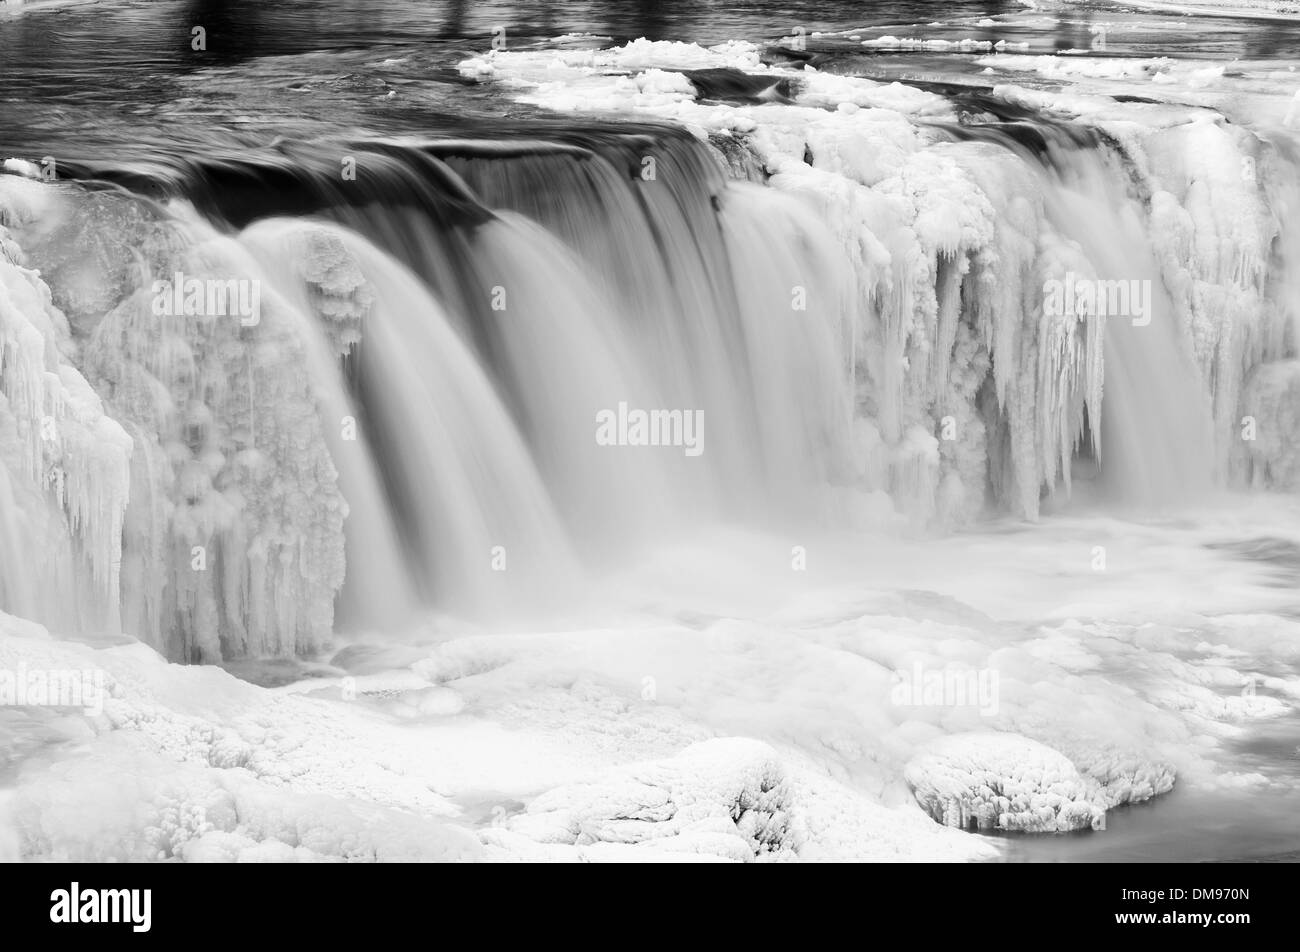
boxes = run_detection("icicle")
[0,192,133,633]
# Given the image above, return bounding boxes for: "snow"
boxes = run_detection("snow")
[0,606,1000,861]
[492,738,802,860]
[6,495,1299,861]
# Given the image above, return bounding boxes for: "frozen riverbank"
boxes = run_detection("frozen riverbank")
[4,496,1297,861]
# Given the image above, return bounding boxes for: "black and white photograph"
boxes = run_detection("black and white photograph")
[0,0,1294,908]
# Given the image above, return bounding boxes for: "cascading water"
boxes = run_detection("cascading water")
[1,10,1300,674]
[945,119,1217,507]
[2,102,1298,659]
[0,131,867,656]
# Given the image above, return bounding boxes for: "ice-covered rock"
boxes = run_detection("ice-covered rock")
[904,731,1106,832]
[499,738,803,861]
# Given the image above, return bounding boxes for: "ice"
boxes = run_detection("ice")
[977,54,1178,82]
[1108,0,1300,19]
[861,36,995,52]
[1241,360,1300,487]
[906,731,1106,831]
[79,215,352,660]
[459,37,1300,518]
[457,38,765,86]
[0,186,133,634]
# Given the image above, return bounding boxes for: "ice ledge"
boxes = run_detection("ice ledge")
[905,730,1176,833]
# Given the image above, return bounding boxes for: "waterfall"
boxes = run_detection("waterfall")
[944,120,1217,507]
[1,91,1297,659]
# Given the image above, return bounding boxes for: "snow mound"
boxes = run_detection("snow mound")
[488,738,802,862]
[904,731,1106,832]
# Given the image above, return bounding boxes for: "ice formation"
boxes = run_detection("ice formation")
[905,731,1106,831]
[1240,360,1300,488]
[0,180,132,635]
[903,728,1178,833]
[458,38,1300,518]
[76,210,354,661]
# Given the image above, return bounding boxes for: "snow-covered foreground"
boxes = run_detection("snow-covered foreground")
[4,495,1296,862]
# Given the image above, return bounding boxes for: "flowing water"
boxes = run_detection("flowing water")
[3,0,1300,861]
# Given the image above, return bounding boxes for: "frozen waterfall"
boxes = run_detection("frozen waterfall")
[1,87,1296,659]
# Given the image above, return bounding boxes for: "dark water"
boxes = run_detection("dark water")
[5,0,1300,156]
[1003,708,1300,862]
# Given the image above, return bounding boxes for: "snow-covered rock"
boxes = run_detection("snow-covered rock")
[904,731,1106,832]
[495,739,802,862]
